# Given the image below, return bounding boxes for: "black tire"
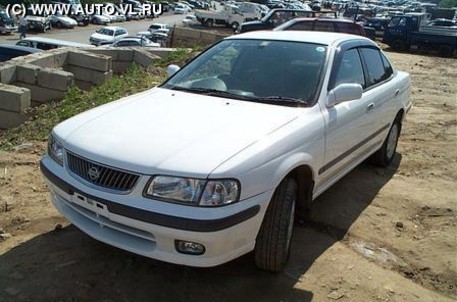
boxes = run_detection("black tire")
[391,39,407,51]
[438,45,453,58]
[254,178,296,272]
[370,116,401,167]
[206,19,214,27]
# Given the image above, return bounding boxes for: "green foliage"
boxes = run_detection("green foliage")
[0,49,193,150]
[439,0,457,8]
[0,64,167,150]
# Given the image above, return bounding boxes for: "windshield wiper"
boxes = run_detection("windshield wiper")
[170,86,251,100]
[251,96,307,106]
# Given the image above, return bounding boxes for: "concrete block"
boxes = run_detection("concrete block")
[16,64,41,85]
[146,48,179,59]
[0,64,17,84]
[68,51,111,72]
[27,53,57,68]
[0,110,29,129]
[37,68,74,92]
[15,82,65,103]
[177,27,200,39]
[133,49,158,67]
[82,48,120,61]
[65,65,112,85]
[0,84,31,112]
[112,61,132,74]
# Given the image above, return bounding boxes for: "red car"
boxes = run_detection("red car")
[274,17,367,37]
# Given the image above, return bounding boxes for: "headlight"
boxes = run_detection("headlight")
[48,134,64,166]
[145,176,240,207]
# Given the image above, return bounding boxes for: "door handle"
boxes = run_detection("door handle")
[394,89,400,97]
[366,103,375,113]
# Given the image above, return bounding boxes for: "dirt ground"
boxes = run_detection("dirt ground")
[0,50,456,302]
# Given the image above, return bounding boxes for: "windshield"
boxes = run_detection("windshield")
[162,39,327,105]
[97,28,114,36]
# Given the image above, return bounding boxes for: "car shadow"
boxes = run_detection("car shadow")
[0,155,401,302]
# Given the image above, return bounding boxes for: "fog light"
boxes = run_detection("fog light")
[175,240,206,255]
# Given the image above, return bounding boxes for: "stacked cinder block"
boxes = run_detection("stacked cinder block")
[171,27,228,48]
[15,64,74,105]
[65,50,113,90]
[0,84,31,129]
[0,47,165,129]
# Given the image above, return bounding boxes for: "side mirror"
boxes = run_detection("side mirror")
[326,83,363,107]
[167,64,180,77]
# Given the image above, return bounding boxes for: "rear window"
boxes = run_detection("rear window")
[335,23,363,35]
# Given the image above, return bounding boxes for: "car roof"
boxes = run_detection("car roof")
[228,31,373,46]
[102,26,126,30]
[283,17,358,24]
[0,44,42,53]
[18,37,90,47]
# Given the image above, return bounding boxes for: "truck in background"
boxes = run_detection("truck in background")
[195,3,262,29]
[383,13,457,57]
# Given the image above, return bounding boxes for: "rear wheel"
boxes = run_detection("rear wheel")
[370,117,401,167]
[56,21,62,28]
[254,178,296,272]
[231,21,239,32]
[391,39,407,51]
[438,44,453,58]
[205,19,214,27]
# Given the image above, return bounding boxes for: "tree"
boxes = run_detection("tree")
[439,0,457,8]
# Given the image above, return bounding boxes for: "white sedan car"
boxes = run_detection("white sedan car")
[41,32,411,272]
[50,14,78,28]
[89,26,128,46]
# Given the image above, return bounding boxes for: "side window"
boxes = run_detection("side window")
[360,48,390,86]
[288,22,313,31]
[332,48,365,89]
[115,30,122,36]
[314,22,335,33]
[17,41,32,47]
[380,52,393,79]
[336,23,362,35]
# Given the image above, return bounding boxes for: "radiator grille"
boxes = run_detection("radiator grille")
[67,153,139,192]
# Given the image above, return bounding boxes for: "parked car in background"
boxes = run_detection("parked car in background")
[238,8,316,33]
[16,36,90,50]
[69,12,90,26]
[161,1,171,12]
[91,14,111,25]
[0,44,41,62]
[274,17,367,37]
[89,26,129,46]
[25,9,52,33]
[174,3,192,14]
[0,7,18,34]
[182,15,198,26]
[148,23,169,34]
[427,18,457,27]
[110,36,160,47]
[50,13,78,28]
[41,31,411,273]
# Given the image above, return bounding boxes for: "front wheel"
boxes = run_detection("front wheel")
[231,22,239,32]
[205,19,214,27]
[254,178,296,272]
[370,117,401,167]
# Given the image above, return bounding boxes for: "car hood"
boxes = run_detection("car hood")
[90,32,113,40]
[26,16,46,22]
[56,16,77,24]
[239,20,267,32]
[55,88,301,177]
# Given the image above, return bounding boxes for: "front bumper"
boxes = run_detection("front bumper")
[41,156,269,267]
